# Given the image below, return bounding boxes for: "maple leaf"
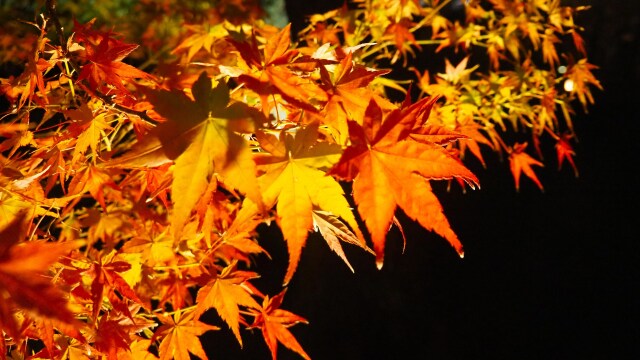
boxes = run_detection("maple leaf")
[67,165,118,210]
[232,23,328,115]
[64,101,113,166]
[156,272,194,311]
[555,133,579,177]
[76,30,152,95]
[172,23,229,63]
[0,212,84,338]
[11,18,55,110]
[437,56,478,85]
[194,262,261,346]
[445,121,494,168]
[155,308,218,360]
[117,336,159,360]
[27,315,86,358]
[319,52,390,144]
[87,250,145,321]
[121,226,175,267]
[106,72,263,235]
[384,18,421,61]
[248,289,310,360]
[206,198,267,265]
[312,210,374,273]
[254,123,367,284]
[509,142,544,191]
[329,97,479,267]
[565,58,602,109]
[91,304,157,359]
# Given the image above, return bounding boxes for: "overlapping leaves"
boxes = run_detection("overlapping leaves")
[0,0,602,359]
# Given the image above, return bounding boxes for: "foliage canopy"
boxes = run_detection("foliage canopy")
[0,0,600,359]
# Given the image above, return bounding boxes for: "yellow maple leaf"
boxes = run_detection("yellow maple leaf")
[254,122,366,285]
[64,101,113,166]
[105,72,263,237]
[194,262,261,347]
[155,308,218,360]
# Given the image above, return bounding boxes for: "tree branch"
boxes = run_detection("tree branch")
[45,0,67,54]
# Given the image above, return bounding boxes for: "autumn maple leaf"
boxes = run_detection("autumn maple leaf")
[565,58,603,109]
[231,23,328,115]
[248,289,310,360]
[155,308,218,360]
[15,19,54,110]
[254,122,367,284]
[86,249,145,321]
[556,133,579,177]
[0,212,84,338]
[329,97,479,267]
[63,100,113,166]
[205,198,267,265]
[76,31,152,95]
[194,261,261,346]
[93,304,156,359]
[319,51,390,144]
[105,72,263,236]
[509,142,544,191]
[437,56,478,85]
[312,209,374,273]
[384,18,421,61]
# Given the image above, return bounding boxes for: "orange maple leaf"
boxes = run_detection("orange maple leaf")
[206,198,267,265]
[12,18,55,110]
[194,262,261,346]
[319,51,390,143]
[155,308,218,360]
[67,165,118,210]
[94,305,156,359]
[509,142,545,191]
[329,97,479,267]
[232,23,328,115]
[437,56,477,85]
[248,289,310,360]
[0,212,84,338]
[384,18,421,60]
[87,250,145,321]
[565,58,603,109]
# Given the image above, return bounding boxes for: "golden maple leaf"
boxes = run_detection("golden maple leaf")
[155,308,218,360]
[105,72,263,237]
[254,122,367,285]
[194,262,261,346]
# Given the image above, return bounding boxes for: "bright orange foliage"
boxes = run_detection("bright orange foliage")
[0,0,600,359]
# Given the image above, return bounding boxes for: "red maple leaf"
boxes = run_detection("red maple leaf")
[556,133,579,177]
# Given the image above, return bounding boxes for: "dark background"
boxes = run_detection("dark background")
[202,0,640,359]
